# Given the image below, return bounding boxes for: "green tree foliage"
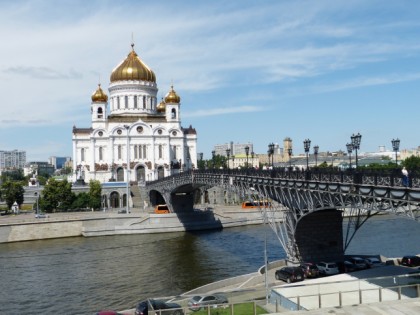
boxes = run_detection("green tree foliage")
[1,169,25,182]
[40,178,74,213]
[402,156,420,171]
[71,192,90,210]
[88,180,102,210]
[0,181,24,210]
[210,154,227,169]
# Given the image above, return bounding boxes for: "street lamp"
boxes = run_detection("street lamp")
[351,133,362,168]
[313,145,319,167]
[199,152,203,169]
[212,150,216,169]
[391,138,400,167]
[124,125,130,214]
[34,192,39,215]
[245,146,250,169]
[268,143,275,167]
[303,139,311,170]
[226,148,231,169]
[346,143,353,169]
[287,148,293,168]
[186,157,190,170]
[251,151,255,169]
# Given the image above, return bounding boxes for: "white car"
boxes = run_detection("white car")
[316,262,339,275]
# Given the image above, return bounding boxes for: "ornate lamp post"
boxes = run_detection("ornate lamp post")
[346,143,353,169]
[268,143,275,167]
[199,152,203,169]
[226,148,231,170]
[123,124,130,214]
[391,138,400,167]
[303,139,311,170]
[212,150,216,169]
[245,146,250,169]
[287,148,293,168]
[313,145,319,167]
[251,151,255,169]
[351,133,362,168]
[186,157,190,170]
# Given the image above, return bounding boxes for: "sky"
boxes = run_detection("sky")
[1,0,420,161]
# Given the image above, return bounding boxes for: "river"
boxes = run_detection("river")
[0,215,419,314]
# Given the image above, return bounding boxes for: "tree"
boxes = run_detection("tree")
[402,156,420,171]
[0,181,24,211]
[40,178,74,213]
[88,180,102,210]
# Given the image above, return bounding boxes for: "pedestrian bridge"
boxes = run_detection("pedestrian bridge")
[145,169,420,263]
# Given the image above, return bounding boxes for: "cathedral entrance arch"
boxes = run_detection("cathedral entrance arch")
[136,165,146,182]
[157,166,164,179]
[110,191,120,208]
[116,167,124,181]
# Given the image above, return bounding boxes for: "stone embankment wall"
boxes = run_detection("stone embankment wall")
[0,207,279,243]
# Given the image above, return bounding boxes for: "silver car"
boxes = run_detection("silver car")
[187,294,228,311]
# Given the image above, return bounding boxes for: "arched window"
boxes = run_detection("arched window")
[117,97,120,109]
[118,145,122,160]
[173,145,177,159]
[143,96,146,109]
[143,145,147,159]
[99,147,103,161]
[97,107,103,118]
[81,148,85,162]
[125,96,128,108]
[158,144,163,159]
[171,108,176,119]
[134,96,138,108]
[134,145,138,159]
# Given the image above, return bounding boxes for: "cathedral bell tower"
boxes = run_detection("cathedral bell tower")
[164,85,181,122]
[91,83,108,128]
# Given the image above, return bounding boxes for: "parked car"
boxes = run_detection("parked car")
[336,261,358,273]
[316,262,339,275]
[401,255,420,267]
[187,294,228,311]
[300,263,319,278]
[348,257,370,270]
[135,299,184,315]
[365,257,383,268]
[275,266,304,283]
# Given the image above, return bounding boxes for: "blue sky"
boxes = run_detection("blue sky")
[1,0,420,161]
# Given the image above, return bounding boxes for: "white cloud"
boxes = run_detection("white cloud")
[184,106,264,118]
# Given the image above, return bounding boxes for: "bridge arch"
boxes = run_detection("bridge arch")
[146,169,420,262]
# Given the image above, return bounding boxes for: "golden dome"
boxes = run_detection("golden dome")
[110,44,156,83]
[164,85,181,104]
[91,84,108,102]
[157,98,166,113]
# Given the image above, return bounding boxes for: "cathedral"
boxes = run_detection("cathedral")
[72,43,198,184]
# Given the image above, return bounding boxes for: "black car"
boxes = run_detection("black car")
[135,299,184,315]
[336,261,358,273]
[275,266,304,283]
[401,255,420,267]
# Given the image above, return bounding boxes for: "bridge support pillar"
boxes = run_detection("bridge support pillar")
[294,209,344,263]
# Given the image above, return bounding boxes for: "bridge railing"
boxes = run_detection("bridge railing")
[146,168,419,189]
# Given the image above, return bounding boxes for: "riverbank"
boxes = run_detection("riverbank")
[0,205,282,243]
[117,258,420,315]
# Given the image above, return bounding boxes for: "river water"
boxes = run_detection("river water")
[0,215,419,314]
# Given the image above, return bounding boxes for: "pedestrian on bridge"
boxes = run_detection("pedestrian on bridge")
[402,167,409,187]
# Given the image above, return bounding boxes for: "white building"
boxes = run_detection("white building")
[72,43,197,184]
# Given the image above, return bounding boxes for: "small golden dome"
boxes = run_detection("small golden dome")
[110,44,156,83]
[164,85,181,104]
[91,84,108,102]
[157,98,166,113]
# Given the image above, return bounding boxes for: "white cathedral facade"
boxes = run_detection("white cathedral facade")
[72,43,198,184]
